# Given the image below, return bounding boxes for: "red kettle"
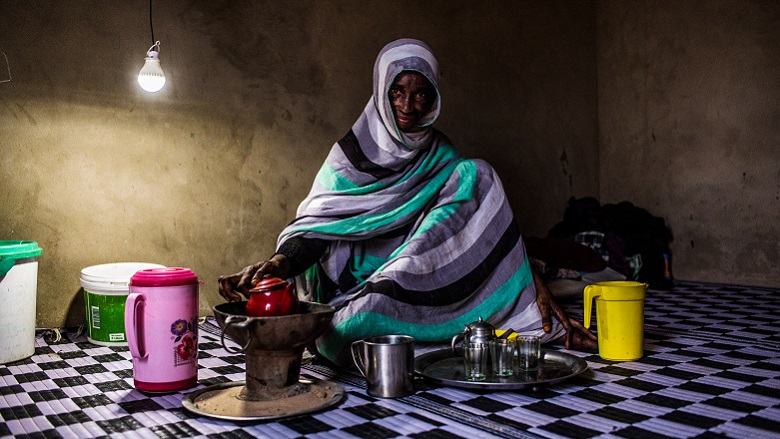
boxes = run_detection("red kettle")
[246,277,300,317]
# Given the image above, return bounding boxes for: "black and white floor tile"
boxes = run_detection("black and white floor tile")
[1,280,779,438]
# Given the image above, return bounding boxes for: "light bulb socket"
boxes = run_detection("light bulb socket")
[148,41,162,54]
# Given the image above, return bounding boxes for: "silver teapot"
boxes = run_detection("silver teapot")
[451,317,496,355]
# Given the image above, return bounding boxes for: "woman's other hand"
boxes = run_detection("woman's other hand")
[533,269,597,350]
[217,254,291,302]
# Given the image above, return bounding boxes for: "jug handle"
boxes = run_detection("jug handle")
[583,285,601,329]
[124,293,146,359]
[220,315,252,354]
[351,340,367,377]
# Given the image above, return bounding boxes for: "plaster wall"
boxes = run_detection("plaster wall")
[1,1,598,327]
[597,1,780,286]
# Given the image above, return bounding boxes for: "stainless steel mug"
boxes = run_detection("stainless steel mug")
[351,335,415,398]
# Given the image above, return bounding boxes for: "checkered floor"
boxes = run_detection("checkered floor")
[1,280,779,439]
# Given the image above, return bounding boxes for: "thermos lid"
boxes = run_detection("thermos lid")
[130,267,199,287]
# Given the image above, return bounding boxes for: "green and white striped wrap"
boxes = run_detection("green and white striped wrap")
[278,39,563,364]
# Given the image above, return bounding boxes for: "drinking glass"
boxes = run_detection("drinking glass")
[490,338,515,376]
[516,335,541,371]
[463,342,488,381]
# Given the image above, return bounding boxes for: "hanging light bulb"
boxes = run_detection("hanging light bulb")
[138,41,165,93]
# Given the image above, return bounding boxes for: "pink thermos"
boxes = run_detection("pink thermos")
[125,267,200,392]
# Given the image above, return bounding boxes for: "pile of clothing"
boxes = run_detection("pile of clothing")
[528,197,674,300]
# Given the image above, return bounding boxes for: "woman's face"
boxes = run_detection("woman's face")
[388,71,437,132]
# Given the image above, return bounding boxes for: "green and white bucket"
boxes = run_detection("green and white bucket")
[80,262,164,346]
[0,240,43,364]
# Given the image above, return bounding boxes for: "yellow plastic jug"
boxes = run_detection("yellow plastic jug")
[584,281,647,361]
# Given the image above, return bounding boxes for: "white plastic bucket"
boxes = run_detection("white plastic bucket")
[0,240,43,364]
[80,262,164,346]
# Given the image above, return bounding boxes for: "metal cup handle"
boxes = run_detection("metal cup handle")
[351,340,367,377]
[220,315,252,354]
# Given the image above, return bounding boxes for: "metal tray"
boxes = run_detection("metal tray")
[181,379,344,422]
[414,348,588,390]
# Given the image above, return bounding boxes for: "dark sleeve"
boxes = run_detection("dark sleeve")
[276,237,329,277]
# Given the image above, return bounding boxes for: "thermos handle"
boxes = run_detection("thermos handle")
[351,340,367,377]
[583,285,601,329]
[124,293,146,359]
[220,315,252,354]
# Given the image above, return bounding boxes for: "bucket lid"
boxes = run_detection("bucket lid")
[0,240,42,278]
[0,240,43,258]
[130,267,199,287]
[80,262,166,292]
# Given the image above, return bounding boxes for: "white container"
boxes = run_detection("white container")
[0,240,43,364]
[80,262,164,346]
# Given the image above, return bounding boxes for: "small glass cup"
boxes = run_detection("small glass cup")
[516,335,541,371]
[490,338,515,376]
[463,342,488,381]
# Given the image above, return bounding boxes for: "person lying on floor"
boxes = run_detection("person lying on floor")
[218,38,597,366]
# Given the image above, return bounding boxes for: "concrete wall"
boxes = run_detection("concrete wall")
[597,1,780,286]
[4,1,776,329]
[1,1,598,327]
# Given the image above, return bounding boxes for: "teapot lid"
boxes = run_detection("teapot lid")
[467,317,495,332]
[249,276,288,292]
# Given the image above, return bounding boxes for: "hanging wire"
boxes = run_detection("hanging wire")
[149,0,155,44]
[0,52,10,83]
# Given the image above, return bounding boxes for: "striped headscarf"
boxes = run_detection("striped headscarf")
[372,38,441,150]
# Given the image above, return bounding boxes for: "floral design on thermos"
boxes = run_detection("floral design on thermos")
[171,317,198,364]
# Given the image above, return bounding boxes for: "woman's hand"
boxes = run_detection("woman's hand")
[218,254,291,302]
[533,269,597,350]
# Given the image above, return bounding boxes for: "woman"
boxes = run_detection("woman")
[219,39,596,365]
